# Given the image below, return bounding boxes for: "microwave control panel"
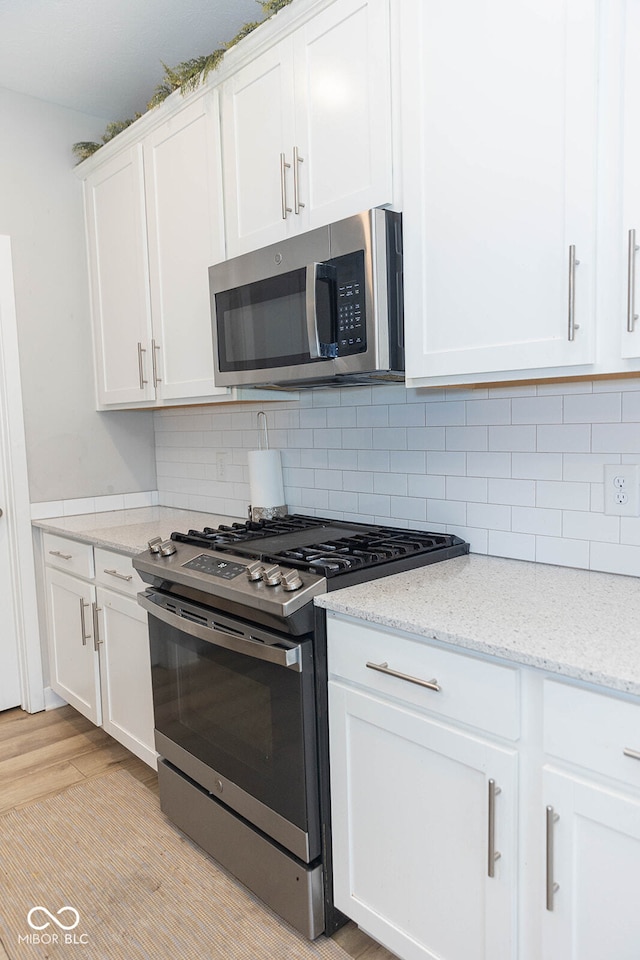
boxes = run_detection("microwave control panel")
[334,251,366,355]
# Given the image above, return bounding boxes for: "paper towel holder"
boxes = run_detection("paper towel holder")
[249,412,288,522]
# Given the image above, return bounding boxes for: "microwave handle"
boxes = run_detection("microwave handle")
[305,263,338,360]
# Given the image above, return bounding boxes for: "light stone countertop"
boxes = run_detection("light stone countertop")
[315,554,640,697]
[33,506,243,557]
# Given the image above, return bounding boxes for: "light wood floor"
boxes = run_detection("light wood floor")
[0,704,397,960]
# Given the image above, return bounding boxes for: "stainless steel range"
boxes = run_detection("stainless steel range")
[133,515,469,939]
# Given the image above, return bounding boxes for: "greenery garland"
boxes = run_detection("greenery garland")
[73,0,293,164]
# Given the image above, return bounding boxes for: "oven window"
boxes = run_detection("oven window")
[216,269,310,371]
[149,616,315,833]
[178,656,274,772]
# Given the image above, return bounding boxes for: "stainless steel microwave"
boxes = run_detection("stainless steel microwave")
[209,209,404,388]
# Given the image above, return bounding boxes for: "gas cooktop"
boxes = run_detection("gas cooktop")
[133,514,469,634]
[169,514,468,579]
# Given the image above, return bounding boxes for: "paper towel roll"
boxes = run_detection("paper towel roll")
[247,448,285,512]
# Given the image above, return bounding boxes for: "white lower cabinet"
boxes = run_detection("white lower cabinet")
[541,679,640,960]
[43,534,156,768]
[327,612,640,960]
[328,615,519,960]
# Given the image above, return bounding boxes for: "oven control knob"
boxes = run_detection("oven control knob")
[159,540,177,557]
[281,569,303,592]
[148,537,163,554]
[246,561,265,582]
[262,564,282,586]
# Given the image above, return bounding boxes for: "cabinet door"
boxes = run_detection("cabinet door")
[84,146,155,405]
[401,0,598,385]
[294,0,393,228]
[329,682,518,960]
[45,568,101,725]
[143,92,229,400]
[222,39,297,256]
[542,768,640,960]
[620,0,640,360]
[96,588,156,769]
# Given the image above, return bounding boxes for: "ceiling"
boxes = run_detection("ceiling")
[0,0,265,120]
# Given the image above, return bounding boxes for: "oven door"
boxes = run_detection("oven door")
[140,590,320,863]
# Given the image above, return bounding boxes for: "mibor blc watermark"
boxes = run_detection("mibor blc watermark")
[18,905,89,946]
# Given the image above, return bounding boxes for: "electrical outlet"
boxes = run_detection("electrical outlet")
[604,464,640,516]
[215,452,230,481]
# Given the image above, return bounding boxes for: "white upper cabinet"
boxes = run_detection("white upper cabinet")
[618,0,640,361]
[400,0,599,386]
[143,94,226,401]
[83,90,228,407]
[84,145,154,406]
[222,0,393,257]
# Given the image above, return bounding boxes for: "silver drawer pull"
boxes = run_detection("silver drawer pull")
[546,805,560,911]
[104,568,133,582]
[623,747,640,761]
[49,550,72,560]
[487,779,502,878]
[365,661,441,692]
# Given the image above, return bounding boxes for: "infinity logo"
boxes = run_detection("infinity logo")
[27,906,80,931]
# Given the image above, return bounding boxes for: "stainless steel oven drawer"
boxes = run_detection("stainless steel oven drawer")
[158,760,325,940]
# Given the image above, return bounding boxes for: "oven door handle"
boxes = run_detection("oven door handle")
[138,593,303,672]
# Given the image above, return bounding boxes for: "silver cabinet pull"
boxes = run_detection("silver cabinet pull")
[546,805,560,911]
[488,779,502,877]
[365,661,441,692]
[92,602,102,650]
[79,598,91,646]
[567,245,581,341]
[49,550,72,560]
[137,342,148,389]
[280,153,292,220]
[293,146,305,214]
[623,747,640,761]
[103,568,133,582]
[627,229,639,333]
[151,338,162,387]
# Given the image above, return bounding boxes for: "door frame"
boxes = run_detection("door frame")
[0,235,45,712]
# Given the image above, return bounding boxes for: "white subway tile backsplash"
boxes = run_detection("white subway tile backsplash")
[487,530,535,561]
[407,474,446,499]
[592,423,640,453]
[512,396,562,424]
[562,510,620,543]
[374,473,408,496]
[446,426,488,451]
[153,378,640,578]
[426,451,466,476]
[564,392,621,423]
[426,498,466,526]
[537,424,591,453]
[465,398,511,425]
[562,453,618,483]
[512,506,562,537]
[466,502,511,531]
[488,478,536,507]
[445,476,488,503]
[536,481,591,511]
[425,401,466,426]
[489,425,536,452]
[535,536,590,569]
[466,452,511,478]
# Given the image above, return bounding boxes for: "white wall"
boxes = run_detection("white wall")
[0,86,156,503]
[155,378,640,577]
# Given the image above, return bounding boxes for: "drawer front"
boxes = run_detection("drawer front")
[94,548,144,598]
[43,533,94,579]
[327,613,520,740]
[544,679,640,787]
